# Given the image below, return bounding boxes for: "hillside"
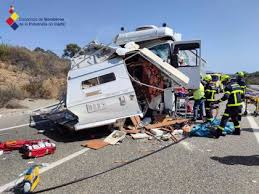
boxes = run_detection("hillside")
[245,71,259,85]
[0,44,70,108]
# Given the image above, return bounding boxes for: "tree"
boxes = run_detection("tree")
[46,50,58,57]
[34,47,45,52]
[62,43,81,58]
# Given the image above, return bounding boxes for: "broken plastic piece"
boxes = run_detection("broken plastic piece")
[131,133,150,139]
[104,130,126,145]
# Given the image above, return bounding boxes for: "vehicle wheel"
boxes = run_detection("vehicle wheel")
[244,111,248,116]
[254,111,258,117]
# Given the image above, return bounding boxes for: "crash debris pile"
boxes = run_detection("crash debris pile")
[82,116,193,150]
[0,139,56,158]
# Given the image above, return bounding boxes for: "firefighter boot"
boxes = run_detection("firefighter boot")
[232,128,241,135]
[211,127,226,138]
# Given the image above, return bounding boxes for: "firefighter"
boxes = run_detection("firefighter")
[203,75,217,122]
[192,82,205,121]
[236,71,246,121]
[213,74,244,138]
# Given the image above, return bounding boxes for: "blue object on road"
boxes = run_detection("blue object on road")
[190,119,234,137]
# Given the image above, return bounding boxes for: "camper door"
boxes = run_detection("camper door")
[171,40,201,89]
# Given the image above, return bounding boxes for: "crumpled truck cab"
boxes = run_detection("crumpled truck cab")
[65,25,206,131]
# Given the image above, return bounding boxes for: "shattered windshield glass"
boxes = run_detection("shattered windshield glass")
[149,44,170,62]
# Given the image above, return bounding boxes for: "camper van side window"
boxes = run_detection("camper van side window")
[99,73,116,84]
[81,73,116,89]
[82,78,99,89]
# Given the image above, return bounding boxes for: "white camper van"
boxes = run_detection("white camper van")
[57,25,205,131]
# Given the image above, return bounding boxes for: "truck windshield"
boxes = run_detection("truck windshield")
[149,43,170,62]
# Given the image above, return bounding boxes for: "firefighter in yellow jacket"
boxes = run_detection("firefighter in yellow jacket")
[214,74,244,138]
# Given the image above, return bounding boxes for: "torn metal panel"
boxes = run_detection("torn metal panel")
[127,48,190,88]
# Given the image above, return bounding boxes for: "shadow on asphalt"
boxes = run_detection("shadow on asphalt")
[30,115,111,143]
[211,155,259,166]
[242,128,259,133]
[242,128,253,132]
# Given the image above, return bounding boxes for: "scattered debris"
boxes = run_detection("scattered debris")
[161,133,171,141]
[121,127,140,134]
[104,130,126,145]
[82,139,109,150]
[172,129,183,136]
[141,117,152,126]
[130,116,141,128]
[0,150,3,156]
[37,130,45,134]
[150,128,165,137]
[252,180,257,183]
[145,118,189,130]
[131,133,150,139]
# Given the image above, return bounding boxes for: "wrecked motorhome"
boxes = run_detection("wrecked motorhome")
[47,25,206,131]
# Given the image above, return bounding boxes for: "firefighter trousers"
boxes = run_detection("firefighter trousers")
[205,101,213,121]
[218,106,242,132]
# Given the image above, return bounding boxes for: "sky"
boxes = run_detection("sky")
[0,0,259,73]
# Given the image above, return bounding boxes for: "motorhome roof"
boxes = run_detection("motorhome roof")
[114,25,182,46]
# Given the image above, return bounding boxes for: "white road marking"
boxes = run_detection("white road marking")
[0,120,48,132]
[0,148,90,193]
[246,115,259,143]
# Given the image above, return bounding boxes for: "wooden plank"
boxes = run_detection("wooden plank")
[81,139,109,150]
[144,118,189,130]
[121,127,141,134]
[130,116,141,127]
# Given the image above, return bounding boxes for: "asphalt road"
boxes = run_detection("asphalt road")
[0,100,258,193]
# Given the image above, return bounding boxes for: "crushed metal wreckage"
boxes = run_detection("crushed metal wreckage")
[31,25,206,134]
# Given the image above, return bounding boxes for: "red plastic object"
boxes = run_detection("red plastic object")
[0,139,50,151]
[22,142,56,158]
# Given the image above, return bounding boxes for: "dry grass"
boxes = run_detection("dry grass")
[23,77,66,99]
[0,84,25,107]
[0,44,69,108]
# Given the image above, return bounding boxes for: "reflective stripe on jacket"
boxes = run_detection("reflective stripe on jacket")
[205,82,217,101]
[219,82,243,107]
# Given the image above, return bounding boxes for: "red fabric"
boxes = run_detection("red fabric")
[23,143,56,158]
[0,139,50,151]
